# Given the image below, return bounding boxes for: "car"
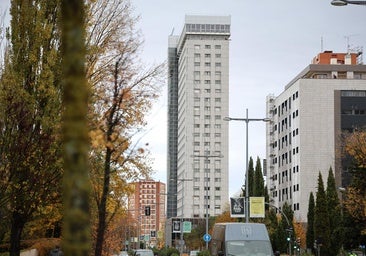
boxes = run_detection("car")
[190,250,200,256]
[133,249,154,256]
[119,251,129,256]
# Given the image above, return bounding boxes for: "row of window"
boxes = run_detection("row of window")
[194,53,222,58]
[194,88,222,94]
[193,132,222,137]
[194,80,222,85]
[187,23,230,34]
[194,62,222,67]
[194,97,222,103]
[194,44,223,50]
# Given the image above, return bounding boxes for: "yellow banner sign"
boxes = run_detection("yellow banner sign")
[250,197,265,218]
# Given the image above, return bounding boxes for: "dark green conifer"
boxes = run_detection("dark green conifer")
[314,172,331,255]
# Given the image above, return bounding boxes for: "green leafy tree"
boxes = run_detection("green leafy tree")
[326,167,343,256]
[306,192,315,252]
[314,172,330,255]
[0,1,63,255]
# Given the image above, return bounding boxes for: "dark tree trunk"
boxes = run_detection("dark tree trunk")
[94,148,112,256]
[9,212,25,256]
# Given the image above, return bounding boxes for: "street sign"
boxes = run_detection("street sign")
[230,197,245,218]
[203,233,211,242]
[172,220,181,233]
[183,221,192,233]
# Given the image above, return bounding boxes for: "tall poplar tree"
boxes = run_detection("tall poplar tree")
[326,167,343,256]
[314,172,330,255]
[0,1,62,255]
[306,192,315,252]
[253,156,265,196]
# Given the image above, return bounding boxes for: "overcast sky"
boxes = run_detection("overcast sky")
[1,1,365,197]
[132,0,366,197]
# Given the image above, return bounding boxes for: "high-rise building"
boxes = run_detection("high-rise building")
[167,15,231,219]
[266,50,366,223]
[128,180,166,247]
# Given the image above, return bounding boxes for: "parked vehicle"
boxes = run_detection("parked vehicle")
[133,249,154,256]
[190,250,200,256]
[209,223,274,256]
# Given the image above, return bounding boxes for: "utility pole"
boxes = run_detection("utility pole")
[193,150,223,250]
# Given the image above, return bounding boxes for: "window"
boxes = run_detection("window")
[215,98,221,102]
[215,45,221,49]
[205,53,211,58]
[215,187,221,191]
[194,62,200,67]
[215,80,221,84]
[215,54,221,58]
[204,80,211,84]
[215,62,221,67]
[205,62,211,67]
[194,71,200,79]
[205,45,211,49]
[194,45,200,50]
[194,53,200,58]
[204,71,211,76]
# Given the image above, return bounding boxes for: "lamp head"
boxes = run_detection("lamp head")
[331,0,348,6]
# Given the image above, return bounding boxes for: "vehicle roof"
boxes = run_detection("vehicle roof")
[214,223,270,241]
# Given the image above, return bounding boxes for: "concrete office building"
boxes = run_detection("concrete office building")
[167,15,230,219]
[266,50,366,223]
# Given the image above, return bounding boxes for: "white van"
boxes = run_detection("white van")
[209,223,274,256]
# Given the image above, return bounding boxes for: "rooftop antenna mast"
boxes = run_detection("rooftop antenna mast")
[321,36,324,52]
[344,34,359,53]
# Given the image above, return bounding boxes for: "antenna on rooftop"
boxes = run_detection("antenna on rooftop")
[321,36,324,52]
[170,27,175,36]
[344,34,359,53]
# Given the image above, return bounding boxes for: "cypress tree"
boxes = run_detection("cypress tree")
[326,167,343,256]
[314,172,331,255]
[248,157,255,197]
[306,192,315,252]
[254,156,265,196]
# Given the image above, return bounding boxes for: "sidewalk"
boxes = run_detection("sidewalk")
[20,249,38,256]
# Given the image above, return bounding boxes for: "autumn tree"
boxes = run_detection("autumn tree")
[0,1,63,255]
[342,128,366,248]
[83,0,165,255]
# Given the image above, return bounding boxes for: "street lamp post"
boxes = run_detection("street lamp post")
[224,108,270,223]
[331,0,366,5]
[193,151,222,250]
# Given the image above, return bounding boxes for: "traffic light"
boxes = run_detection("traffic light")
[145,206,151,216]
